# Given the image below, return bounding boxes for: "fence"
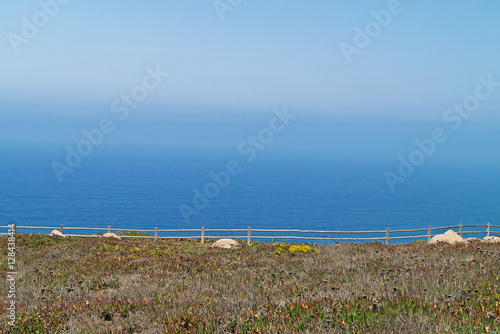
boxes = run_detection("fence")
[1,223,499,245]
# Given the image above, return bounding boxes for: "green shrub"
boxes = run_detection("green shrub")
[119,231,153,237]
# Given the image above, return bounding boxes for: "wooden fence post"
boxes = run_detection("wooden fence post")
[155,227,158,241]
[108,225,111,234]
[60,224,64,234]
[459,222,462,238]
[201,226,205,244]
[487,222,490,237]
[386,228,389,245]
[247,226,251,246]
[427,226,431,243]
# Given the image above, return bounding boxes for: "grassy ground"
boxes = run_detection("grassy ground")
[1,233,499,333]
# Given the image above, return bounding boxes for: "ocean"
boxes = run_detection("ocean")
[1,143,499,243]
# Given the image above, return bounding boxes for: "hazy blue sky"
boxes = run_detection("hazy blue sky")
[1,0,499,158]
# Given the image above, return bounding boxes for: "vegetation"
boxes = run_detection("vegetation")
[0,234,499,333]
[118,231,154,237]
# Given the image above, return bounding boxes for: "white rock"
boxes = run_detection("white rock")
[212,238,241,249]
[482,236,500,243]
[466,237,480,242]
[429,230,466,244]
[102,232,122,240]
[50,230,66,238]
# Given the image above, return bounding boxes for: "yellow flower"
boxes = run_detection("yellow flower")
[289,245,311,254]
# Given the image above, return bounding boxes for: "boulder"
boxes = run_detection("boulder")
[50,230,66,238]
[102,232,122,240]
[466,237,480,242]
[212,238,241,249]
[429,230,466,244]
[482,236,500,243]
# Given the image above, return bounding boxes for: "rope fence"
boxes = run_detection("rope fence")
[1,222,498,245]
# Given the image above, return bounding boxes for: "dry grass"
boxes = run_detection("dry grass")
[0,234,499,333]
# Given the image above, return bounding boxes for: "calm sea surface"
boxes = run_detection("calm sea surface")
[1,144,499,243]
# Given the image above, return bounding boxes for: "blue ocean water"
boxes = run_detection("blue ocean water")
[1,143,499,243]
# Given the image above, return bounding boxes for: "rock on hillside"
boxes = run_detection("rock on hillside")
[102,232,122,240]
[50,230,66,238]
[212,238,241,249]
[429,230,466,244]
[483,236,500,243]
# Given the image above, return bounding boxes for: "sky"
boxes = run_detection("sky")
[1,0,500,160]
